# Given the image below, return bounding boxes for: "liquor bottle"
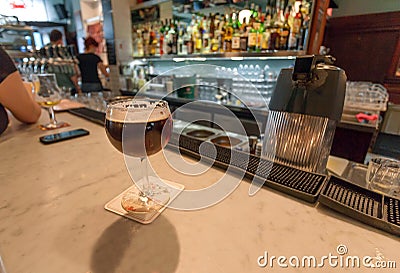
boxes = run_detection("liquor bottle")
[202,16,210,54]
[132,25,138,57]
[293,3,303,34]
[289,1,303,50]
[270,0,283,50]
[256,17,264,52]
[190,15,198,53]
[142,24,150,56]
[159,20,165,56]
[214,13,221,36]
[298,3,309,50]
[187,34,194,55]
[177,28,184,55]
[136,29,144,57]
[261,4,272,52]
[210,33,219,53]
[155,28,161,56]
[247,24,257,52]
[210,14,219,53]
[223,13,233,53]
[166,20,173,55]
[149,24,157,56]
[167,20,177,55]
[218,14,226,53]
[209,13,215,41]
[231,13,240,52]
[202,31,210,54]
[279,8,290,50]
[195,31,202,53]
[163,20,170,54]
[269,7,280,51]
[250,2,255,18]
[261,25,270,52]
[194,16,202,53]
[239,24,248,52]
[253,4,259,20]
[265,0,273,19]
[182,30,190,55]
[173,20,178,55]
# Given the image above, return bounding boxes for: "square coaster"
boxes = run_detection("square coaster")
[104,179,184,224]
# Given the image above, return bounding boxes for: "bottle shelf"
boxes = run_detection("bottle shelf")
[131,0,170,11]
[131,50,305,61]
[172,3,244,21]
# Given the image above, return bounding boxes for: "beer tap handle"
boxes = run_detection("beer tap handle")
[292,55,314,82]
[292,55,337,82]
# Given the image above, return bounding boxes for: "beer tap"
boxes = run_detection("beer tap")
[39,47,48,74]
[33,50,42,74]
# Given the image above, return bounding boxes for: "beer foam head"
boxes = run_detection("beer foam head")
[106,99,170,123]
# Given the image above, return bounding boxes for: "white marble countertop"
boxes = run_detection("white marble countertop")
[0,110,399,273]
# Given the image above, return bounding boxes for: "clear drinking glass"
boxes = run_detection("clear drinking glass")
[368,158,400,197]
[366,157,397,184]
[33,74,69,130]
[105,98,173,213]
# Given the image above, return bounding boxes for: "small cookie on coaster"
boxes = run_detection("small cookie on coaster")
[105,180,184,224]
[121,193,166,222]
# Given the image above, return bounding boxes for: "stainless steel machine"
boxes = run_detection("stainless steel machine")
[262,55,347,174]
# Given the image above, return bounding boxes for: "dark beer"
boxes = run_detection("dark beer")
[105,116,172,157]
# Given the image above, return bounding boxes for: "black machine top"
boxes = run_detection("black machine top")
[269,55,347,121]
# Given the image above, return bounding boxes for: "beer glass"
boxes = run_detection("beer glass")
[33,74,69,130]
[105,98,173,212]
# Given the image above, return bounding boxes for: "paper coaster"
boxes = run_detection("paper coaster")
[39,122,70,130]
[104,179,184,224]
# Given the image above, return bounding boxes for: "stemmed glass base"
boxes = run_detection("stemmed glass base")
[121,176,170,214]
[39,106,70,130]
[39,121,70,130]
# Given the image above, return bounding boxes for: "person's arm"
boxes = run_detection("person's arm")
[71,63,82,94]
[0,71,41,123]
[98,62,110,78]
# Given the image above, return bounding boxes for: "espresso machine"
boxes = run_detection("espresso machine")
[262,55,347,174]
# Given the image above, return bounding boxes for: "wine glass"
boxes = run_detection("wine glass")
[105,98,173,213]
[33,74,69,130]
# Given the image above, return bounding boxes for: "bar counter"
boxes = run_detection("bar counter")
[0,110,399,273]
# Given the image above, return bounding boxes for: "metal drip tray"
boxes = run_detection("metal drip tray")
[319,175,400,236]
[210,136,241,148]
[186,129,215,139]
[340,162,369,188]
[174,120,248,150]
[167,133,327,203]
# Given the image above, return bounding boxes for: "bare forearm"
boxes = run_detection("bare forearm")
[0,72,41,123]
[70,75,82,94]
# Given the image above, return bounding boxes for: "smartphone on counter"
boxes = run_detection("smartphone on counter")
[39,128,90,145]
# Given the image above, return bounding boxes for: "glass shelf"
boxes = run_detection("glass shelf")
[132,50,305,62]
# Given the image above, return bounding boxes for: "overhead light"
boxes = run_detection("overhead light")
[231,57,244,61]
[173,58,186,62]
[86,16,101,23]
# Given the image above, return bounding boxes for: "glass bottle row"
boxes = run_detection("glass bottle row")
[132,0,312,57]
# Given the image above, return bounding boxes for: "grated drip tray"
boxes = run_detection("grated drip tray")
[319,175,400,236]
[68,107,105,125]
[168,133,327,203]
[386,197,400,227]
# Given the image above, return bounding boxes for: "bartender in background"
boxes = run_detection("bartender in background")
[0,47,41,135]
[45,29,81,94]
[47,29,63,46]
[77,36,109,93]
